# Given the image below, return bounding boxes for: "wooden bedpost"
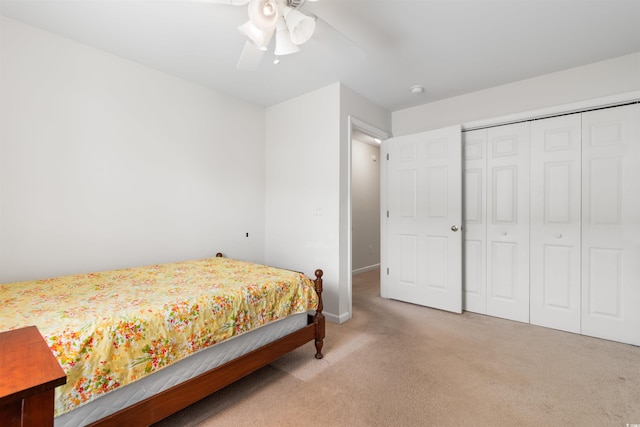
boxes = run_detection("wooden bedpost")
[313,269,325,359]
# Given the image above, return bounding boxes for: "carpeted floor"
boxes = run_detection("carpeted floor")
[153,268,640,426]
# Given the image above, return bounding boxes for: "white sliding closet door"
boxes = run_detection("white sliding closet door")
[463,129,487,314]
[530,114,582,333]
[486,123,530,323]
[581,104,640,346]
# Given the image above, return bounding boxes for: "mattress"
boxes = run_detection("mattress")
[54,312,308,427]
[0,257,318,418]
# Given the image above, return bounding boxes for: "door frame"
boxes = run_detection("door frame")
[347,116,390,318]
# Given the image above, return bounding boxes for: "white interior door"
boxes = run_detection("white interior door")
[386,126,462,313]
[530,114,582,333]
[581,103,640,346]
[486,122,530,323]
[463,129,487,314]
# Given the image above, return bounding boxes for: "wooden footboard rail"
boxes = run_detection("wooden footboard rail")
[86,264,325,427]
[312,268,325,360]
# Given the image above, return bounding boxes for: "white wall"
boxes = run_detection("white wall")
[351,139,380,272]
[265,83,341,319]
[0,16,4,281]
[265,83,391,322]
[0,17,266,282]
[393,52,640,136]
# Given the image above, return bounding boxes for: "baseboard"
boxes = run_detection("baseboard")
[324,311,351,324]
[352,263,380,275]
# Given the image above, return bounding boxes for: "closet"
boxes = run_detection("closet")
[462,103,640,346]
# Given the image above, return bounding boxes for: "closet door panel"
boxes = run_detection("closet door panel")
[463,129,487,314]
[530,114,581,333]
[582,104,640,346]
[486,123,530,323]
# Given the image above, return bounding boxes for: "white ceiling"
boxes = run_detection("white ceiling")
[1,0,639,112]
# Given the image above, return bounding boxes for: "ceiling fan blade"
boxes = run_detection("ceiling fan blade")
[311,14,366,62]
[236,41,265,71]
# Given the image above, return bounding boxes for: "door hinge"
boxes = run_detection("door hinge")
[386,268,389,275]
[386,153,390,160]
[386,210,389,218]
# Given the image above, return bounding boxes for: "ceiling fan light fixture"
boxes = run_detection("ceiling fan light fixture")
[238,20,274,50]
[273,31,300,56]
[247,0,279,32]
[237,0,322,67]
[274,16,300,56]
[274,33,300,55]
[282,6,315,45]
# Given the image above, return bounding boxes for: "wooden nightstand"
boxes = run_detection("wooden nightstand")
[0,326,66,427]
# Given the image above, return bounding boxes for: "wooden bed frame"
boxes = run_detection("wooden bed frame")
[0,255,325,427]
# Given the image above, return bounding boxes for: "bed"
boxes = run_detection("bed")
[0,254,325,426]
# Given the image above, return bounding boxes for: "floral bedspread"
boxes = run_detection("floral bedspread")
[0,257,318,416]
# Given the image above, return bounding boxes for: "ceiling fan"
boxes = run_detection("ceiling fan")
[192,0,362,71]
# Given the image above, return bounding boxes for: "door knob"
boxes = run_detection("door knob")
[451,225,459,232]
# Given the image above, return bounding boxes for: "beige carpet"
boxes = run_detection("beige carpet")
[154,269,640,427]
